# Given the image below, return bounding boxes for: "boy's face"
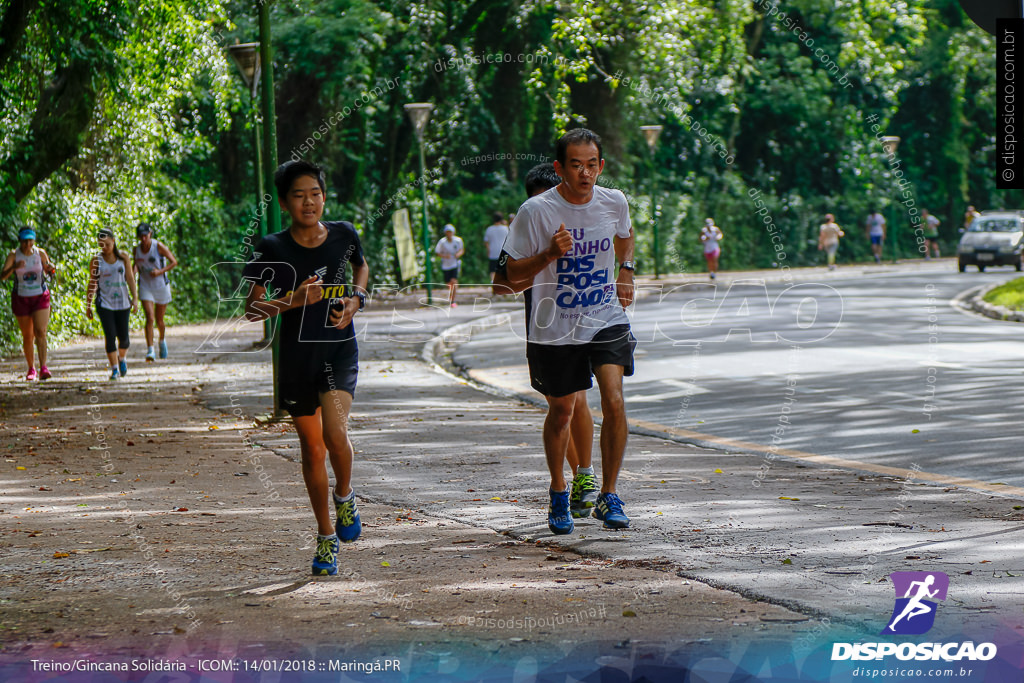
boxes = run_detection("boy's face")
[281,174,324,229]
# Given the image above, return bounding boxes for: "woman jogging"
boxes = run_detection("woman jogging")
[86,228,138,380]
[1,227,56,380]
[133,223,177,361]
[818,213,844,270]
[700,218,723,280]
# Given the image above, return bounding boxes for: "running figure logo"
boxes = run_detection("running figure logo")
[881,571,949,635]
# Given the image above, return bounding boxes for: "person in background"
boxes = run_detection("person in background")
[492,162,599,520]
[86,228,138,380]
[483,211,509,283]
[865,209,886,263]
[1,227,56,380]
[435,223,465,307]
[700,218,723,280]
[817,213,844,270]
[133,223,178,361]
[921,210,940,259]
[963,205,980,231]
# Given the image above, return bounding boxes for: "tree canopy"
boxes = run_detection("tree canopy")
[0,0,1016,350]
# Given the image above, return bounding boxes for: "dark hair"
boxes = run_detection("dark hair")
[492,210,505,223]
[274,160,326,197]
[97,228,123,261]
[524,163,560,198]
[556,128,603,167]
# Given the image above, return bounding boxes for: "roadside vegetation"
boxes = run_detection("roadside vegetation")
[2,0,1019,352]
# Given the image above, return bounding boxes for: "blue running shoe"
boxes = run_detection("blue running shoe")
[548,488,574,535]
[159,340,168,359]
[594,492,630,529]
[569,469,599,518]
[109,366,120,381]
[312,535,339,576]
[334,494,362,543]
[118,359,128,377]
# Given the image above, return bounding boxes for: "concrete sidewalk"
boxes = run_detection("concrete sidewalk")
[0,313,820,671]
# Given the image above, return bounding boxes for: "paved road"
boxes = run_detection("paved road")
[453,263,1024,490]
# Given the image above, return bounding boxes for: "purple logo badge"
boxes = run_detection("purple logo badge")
[880,571,949,635]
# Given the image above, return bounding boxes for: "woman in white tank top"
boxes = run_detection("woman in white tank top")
[1,227,56,380]
[86,228,138,380]
[132,223,177,361]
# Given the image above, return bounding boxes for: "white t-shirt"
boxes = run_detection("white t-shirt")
[483,224,509,259]
[819,222,842,246]
[504,185,632,345]
[701,226,723,253]
[435,236,464,270]
[867,213,885,236]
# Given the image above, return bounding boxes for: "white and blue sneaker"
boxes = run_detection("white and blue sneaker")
[594,492,630,529]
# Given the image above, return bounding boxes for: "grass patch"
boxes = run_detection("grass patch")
[983,277,1024,310]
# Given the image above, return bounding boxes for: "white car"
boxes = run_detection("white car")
[957,211,1024,272]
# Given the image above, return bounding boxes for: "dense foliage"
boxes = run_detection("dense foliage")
[1,0,1018,351]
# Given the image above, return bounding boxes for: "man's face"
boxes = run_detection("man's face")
[281,174,324,228]
[555,142,604,201]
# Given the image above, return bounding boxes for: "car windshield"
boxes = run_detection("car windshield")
[969,218,1021,232]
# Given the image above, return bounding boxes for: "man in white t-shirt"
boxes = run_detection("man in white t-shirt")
[483,211,509,282]
[435,224,465,306]
[503,128,636,535]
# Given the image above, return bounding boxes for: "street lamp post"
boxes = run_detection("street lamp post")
[640,125,663,278]
[227,43,265,237]
[881,135,901,263]
[256,4,283,417]
[404,103,435,303]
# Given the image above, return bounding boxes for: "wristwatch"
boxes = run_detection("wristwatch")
[355,291,366,310]
[619,260,636,271]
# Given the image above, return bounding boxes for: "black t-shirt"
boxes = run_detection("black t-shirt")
[242,221,365,376]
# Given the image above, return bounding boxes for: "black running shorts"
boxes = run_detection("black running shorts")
[526,324,636,398]
[279,351,358,418]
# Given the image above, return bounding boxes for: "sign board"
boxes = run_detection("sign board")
[392,208,419,282]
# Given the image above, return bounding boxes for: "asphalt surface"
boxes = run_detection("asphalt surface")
[453,261,1024,491]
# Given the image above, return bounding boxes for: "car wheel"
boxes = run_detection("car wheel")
[1017,257,1022,272]
[978,265,986,272]
[958,259,966,273]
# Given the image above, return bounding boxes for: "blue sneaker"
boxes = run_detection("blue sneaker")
[159,340,168,359]
[548,488,574,535]
[109,366,120,381]
[334,494,362,543]
[118,359,128,377]
[594,492,630,529]
[312,535,339,576]
[569,469,599,518]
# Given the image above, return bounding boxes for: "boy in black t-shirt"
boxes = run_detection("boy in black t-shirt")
[242,160,369,576]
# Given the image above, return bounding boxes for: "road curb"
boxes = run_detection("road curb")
[958,280,1024,322]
